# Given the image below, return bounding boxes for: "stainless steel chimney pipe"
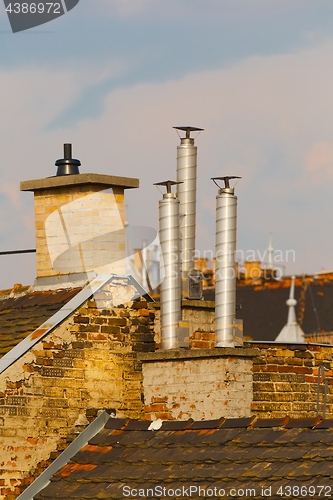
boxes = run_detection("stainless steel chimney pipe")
[174,126,203,296]
[212,177,241,347]
[154,180,182,350]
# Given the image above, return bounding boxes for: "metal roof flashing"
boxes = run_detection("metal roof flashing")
[0,274,152,376]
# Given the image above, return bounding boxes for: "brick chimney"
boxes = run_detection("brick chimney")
[21,144,139,286]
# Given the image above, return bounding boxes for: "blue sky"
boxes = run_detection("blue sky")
[1,0,333,288]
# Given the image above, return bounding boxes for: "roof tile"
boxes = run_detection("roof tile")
[160,420,193,431]
[220,416,256,428]
[0,288,81,359]
[285,417,322,428]
[104,418,129,430]
[33,417,333,500]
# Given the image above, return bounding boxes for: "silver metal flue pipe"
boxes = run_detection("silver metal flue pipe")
[212,176,241,347]
[154,180,182,350]
[174,126,203,296]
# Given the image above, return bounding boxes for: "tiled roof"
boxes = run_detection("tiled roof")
[34,416,333,500]
[0,285,81,358]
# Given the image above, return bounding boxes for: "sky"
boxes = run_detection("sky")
[1,0,333,288]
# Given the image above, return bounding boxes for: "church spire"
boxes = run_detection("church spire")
[275,276,305,342]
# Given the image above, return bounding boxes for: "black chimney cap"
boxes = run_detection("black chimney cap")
[55,143,81,176]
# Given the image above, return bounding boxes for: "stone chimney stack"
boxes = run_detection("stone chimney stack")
[20,144,139,286]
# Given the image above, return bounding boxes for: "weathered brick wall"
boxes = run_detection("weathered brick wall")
[0,299,155,500]
[140,335,333,423]
[248,342,333,418]
[189,330,215,349]
[182,301,215,344]
[139,348,258,421]
[34,184,126,278]
[150,301,215,349]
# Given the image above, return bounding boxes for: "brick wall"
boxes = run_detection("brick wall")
[151,300,215,349]
[0,299,155,500]
[139,348,258,421]
[141,330,333,423]
[34,184,126,278]
[248,342,333,418]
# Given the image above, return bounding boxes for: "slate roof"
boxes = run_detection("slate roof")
[203,279,333,341]
[0,285,81,358]
[34,416,333,500]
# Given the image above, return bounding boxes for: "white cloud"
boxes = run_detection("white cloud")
[3,38,333,286]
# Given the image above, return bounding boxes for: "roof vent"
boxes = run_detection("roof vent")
[55,143,81,176]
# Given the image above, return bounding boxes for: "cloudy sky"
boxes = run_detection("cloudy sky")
[1,0,333,288]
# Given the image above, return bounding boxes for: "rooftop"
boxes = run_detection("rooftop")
[0,285,81,358]
[33,415,333,500]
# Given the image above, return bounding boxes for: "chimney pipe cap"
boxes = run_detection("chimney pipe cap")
[154,180,183,197]
[173,126,204,139]
[212,176,241,194]
[55,143,81,176]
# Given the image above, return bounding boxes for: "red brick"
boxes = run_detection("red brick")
[145,403,168,412]
[190,340,212,349]
[87,333,107,341]
[292,366,313,374]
